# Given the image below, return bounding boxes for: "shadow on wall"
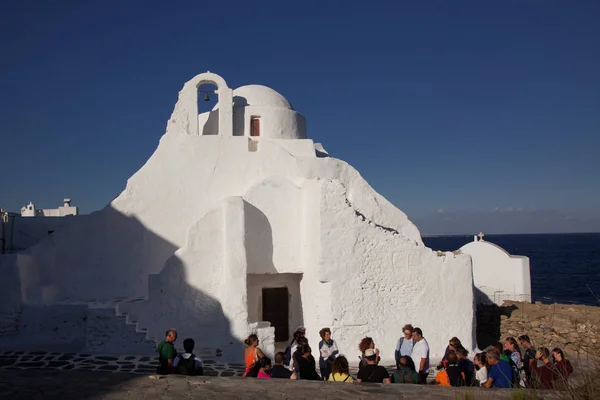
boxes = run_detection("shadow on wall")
[0,204,243,362]
[142,255,243,358]
[244,202,277,274]
[476,292,518,349]
[13,206,182,302]
[202,95,247,136]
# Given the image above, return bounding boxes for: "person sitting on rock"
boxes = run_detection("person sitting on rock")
[328,355,354,382]
[271,352,297,379]
[490,342,511,364]
[529,347,556,389]
[357,348,391,383]
[157,328,178,375]
[173,338,204,376]
[484,350,513,388]
[552,348,573,384]
[518,335,536,383]
[243,334,265,377]
[296,344,321,380]
[435,351,465,387]
[391,355,419,384]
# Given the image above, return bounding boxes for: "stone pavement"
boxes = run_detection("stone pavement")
[0,369,558,400]
[0,349,244,376]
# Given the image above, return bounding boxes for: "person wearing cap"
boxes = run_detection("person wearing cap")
[411,327,430,384]
[357,348,390,383]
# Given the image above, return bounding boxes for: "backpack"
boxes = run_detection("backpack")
[506,358,521,387]
[176,354,198,376]
[393,368,416,384]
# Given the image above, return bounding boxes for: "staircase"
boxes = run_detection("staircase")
[14,298,160,355]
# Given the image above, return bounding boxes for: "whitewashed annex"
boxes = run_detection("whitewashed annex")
[0,72,477,363]
[461,234,531,305]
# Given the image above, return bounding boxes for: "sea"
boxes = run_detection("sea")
[422,233,600,307]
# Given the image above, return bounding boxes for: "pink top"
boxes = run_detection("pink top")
[257,370,272,379]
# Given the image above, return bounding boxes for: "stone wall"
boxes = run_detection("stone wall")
[477,301,600,359]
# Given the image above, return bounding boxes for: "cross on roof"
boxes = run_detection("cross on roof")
[478,232,484,241]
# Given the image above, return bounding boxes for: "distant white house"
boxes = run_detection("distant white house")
[21,199,78,217]
[460,233,532,305]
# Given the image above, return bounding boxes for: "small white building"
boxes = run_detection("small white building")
[21,199,78,217]
[460,233,531,305]
[0,72,476,361]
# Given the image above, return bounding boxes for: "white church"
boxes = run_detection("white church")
[0,72,530,363]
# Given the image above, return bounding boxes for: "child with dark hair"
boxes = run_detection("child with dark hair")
[318,327,339,381]
[173,338,204,376]
[257,357,272,379]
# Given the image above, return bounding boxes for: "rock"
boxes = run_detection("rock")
[530,321,541,328]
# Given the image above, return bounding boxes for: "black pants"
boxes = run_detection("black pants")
[320,366,331,381]
[419,371,429,384]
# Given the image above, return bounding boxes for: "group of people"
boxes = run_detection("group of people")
[157,325,575,390]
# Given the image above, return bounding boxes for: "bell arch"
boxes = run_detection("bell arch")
[180,71,233,136]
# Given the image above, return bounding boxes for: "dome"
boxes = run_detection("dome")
[213,85,293,111]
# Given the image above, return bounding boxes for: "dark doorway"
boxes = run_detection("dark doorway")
[262,287,289,342]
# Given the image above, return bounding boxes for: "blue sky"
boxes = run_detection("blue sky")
[1,0,599,234]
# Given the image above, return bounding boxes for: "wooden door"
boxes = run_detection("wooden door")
[262,287,289,342]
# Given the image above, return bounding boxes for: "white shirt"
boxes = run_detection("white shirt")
[410,338,429,372]
[287,343,298,369]
[319,340,339,360]
[395,337,414,356]
[476,366,488,385]
[173,352,203,369]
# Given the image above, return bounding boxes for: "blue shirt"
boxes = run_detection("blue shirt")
[488,360,513,388]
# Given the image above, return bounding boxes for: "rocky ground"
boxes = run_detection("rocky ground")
[0,369,560,400]
[477,301,600,364]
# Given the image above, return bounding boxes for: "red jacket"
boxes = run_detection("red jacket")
[529,359,555,389]
[555,359,573,379]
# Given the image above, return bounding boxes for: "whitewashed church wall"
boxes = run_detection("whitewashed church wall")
[297,157,424,246]
[460,241,531,305]
[312,179,475,362]
[244,177,303,274]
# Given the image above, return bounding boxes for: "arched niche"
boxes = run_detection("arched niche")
[180,71,233,136]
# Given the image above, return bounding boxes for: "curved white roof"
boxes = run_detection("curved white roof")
[213,84,293,110]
